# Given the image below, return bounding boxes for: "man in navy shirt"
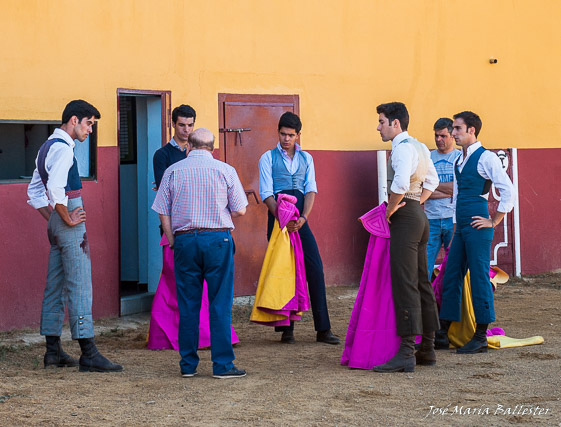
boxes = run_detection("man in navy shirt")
[153,104,196,189]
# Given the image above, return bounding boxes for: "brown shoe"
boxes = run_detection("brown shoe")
[373,336,415,373]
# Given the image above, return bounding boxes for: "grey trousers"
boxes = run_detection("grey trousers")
[40,197,94,339]
[389,198,439,336]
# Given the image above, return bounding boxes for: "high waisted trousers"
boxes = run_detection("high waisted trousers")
[389,198,439,336]
[41,197,94,339]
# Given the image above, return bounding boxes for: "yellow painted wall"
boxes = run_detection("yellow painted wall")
[1,0,560,150]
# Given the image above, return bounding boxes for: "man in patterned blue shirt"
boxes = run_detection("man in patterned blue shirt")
[424,118,461,281]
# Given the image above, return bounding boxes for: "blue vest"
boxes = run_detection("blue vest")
[455,146,491,226]
[37,138,82,192]
[271,148,307,195]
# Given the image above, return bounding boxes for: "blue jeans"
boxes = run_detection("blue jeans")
[427,218,454,281]
[174,230,235,375]
[41,197,94,339]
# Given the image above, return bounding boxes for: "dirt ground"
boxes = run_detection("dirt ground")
[1,275,560,426]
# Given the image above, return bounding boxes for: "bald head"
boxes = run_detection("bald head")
[188,128,215,151]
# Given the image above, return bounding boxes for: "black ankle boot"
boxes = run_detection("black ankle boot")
[78,338,124,372]
[373,335,416,373]
[44,336,79,368]
[435,319,451,350]
[457,323,489,354]
[415,332,436,366]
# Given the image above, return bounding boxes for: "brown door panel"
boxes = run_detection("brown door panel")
[219,94,299,296]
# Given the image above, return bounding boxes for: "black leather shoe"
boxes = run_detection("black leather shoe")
[434,329,450,350]
[456,337,488,354]
[281,330,295,344]
[78,338,123,372]
[316,330,340,345]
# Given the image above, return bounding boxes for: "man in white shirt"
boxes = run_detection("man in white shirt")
[27,100,123,372]
[372,102,440,373]
[438,111,515,354]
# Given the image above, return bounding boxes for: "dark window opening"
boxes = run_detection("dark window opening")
[0,121,97,182]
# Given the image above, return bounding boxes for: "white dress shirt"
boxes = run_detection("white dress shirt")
[27,128,76,209]
[452,141,515,222]
[390,131,439,194]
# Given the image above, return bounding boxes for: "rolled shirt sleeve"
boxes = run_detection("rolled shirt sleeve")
[390,143,415,194]
[226,166,249,213]
[151,169,173,215]
[27,143,74,209]
[479,151,515,214]
[422,146,439,193]
[303,152,318,194]
[27,168,49,209]
[258,151,274,201]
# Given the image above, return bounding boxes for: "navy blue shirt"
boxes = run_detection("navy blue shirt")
[153,140,187,188]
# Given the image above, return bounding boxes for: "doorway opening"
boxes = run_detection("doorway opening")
[117,89,171,314]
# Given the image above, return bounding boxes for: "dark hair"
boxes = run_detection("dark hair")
[453,111,482,137]
[376,102,409,131]
[61,100,101,124]
[278,112,302,133]
[433,117,453,133]
[172,104,196,124]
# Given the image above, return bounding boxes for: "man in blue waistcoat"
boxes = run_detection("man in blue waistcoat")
[258,112,339,345]
[27,100,123,372]
[438,111,515,354]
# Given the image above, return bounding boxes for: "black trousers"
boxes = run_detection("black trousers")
[267,190,331,333]
[389,198,439,336]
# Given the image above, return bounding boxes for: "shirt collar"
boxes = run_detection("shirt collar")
[170,137,187,152]
[52,128,76,149]
[188,149,213,158]
[276,141,301,156]
[466,141,482,156]
[391,131,410,150]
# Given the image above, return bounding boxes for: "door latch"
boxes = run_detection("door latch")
[244,189,260,204]
[219,128,251,146]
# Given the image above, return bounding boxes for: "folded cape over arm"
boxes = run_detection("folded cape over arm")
[250,193,309,326]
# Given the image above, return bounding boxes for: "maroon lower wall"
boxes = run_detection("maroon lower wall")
[309,150,379,286]
[518,148,561,275]
[1,146,559,331]
[0,146,120,331]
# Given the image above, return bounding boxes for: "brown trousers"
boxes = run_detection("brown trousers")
[389,198,439,336]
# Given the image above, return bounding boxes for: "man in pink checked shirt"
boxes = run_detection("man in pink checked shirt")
[152,128,248,379]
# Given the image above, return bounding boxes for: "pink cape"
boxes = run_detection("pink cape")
[250,193,309,326]
[147,234,239,350]
[341,204,401,369]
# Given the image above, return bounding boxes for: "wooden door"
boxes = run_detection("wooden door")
[219,94,300,296]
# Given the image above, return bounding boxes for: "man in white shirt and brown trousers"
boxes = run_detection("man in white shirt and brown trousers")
[438,111,514,354]
[372,102,441,373]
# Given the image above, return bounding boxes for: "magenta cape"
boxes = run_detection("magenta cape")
[147,234,239,350]
[250,193,309,326]
[341,204,401,369]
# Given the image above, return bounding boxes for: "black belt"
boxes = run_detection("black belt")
[175,228,230,235]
